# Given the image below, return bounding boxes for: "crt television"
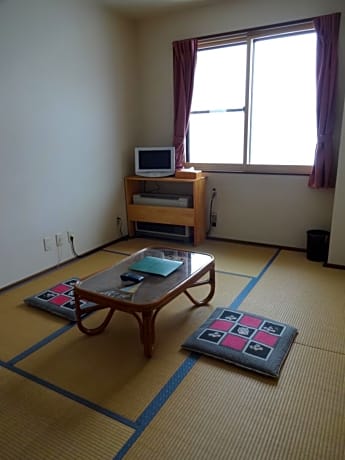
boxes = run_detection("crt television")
[134,147,175,177]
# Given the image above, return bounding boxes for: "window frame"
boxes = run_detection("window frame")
[186,21,316,175]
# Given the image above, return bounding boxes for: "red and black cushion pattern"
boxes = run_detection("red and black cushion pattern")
[182,308,298,378]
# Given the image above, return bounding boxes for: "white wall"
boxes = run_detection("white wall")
[204,173,334,248]
[328,100,345,265]
[1,0,345,290]
[0,0,137,288]
[136,0,345,250]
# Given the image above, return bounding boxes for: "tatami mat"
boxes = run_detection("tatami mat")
[0,252,126,361]
[1,239,344,460]
[16,272,248,421]
[0,368,134,460]
[105,237,176,254]
[106,238,277,277]
[197,239,277,276]
[127,344,345,460]
[241,250,345,353]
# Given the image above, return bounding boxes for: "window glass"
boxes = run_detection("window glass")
[189,111,244,163]
[187,25,317,172]
[250,32,317,165]
[189,44,247,163]
[191,45,247,111]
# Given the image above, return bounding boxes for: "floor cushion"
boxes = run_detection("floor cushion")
[24,278,93,321]
[182,307,298,378]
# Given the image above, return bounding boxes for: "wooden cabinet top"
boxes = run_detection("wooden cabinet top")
[125,175,206,183]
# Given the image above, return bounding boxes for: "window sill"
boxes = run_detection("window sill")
[184,163,312,176]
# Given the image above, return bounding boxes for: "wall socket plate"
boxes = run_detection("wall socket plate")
[43,237,54,251]
[55,233,64,247]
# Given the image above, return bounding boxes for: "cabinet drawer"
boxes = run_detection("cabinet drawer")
[127,204,195,226]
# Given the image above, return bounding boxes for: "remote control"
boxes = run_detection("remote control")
[120,272,145,283]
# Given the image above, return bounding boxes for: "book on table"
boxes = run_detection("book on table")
[129,256,184,277]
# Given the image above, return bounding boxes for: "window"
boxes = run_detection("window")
[187,23,317,174]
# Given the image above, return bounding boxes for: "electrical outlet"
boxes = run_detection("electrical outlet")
[55,233,64,247]
[116,216,122,225]
[43,237,54,251]
[211,213,217,227]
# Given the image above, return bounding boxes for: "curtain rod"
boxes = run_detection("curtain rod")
[192,14,328,42]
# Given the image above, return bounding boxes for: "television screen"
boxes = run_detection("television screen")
[135,147,175,177]
[138,150,172,169]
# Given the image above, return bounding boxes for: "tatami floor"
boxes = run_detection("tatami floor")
[0,237,344,459]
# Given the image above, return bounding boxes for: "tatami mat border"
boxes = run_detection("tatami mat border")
[103,248,132,256]
[7,322,75,365]
[229,249,280,309]
[212,269,253,278]
[0,360,137,430]
[115,353,200,459]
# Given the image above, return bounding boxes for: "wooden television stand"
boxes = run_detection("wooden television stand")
[124,175,207,246]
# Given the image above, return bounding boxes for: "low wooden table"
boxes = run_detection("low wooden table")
[74,246,215,357]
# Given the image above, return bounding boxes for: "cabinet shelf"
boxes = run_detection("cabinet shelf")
[124,176,207,246]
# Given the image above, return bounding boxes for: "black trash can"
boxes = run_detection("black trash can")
[306,229,330,262]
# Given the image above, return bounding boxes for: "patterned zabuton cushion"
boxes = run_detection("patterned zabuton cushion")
[24,278,92,321]
[182,308,298,378]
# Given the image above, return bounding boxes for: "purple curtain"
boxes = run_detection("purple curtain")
[172,39,198,170]
[308,12,341,188]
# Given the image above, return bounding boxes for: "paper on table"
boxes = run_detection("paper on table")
[129,256,183,277]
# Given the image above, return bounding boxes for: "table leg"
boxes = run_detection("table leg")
[141,311,154,358]
[74,291,115,335]
[184,264,216,306]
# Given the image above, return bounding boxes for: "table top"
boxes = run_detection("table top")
[75,246,214,308]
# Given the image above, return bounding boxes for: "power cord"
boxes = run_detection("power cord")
[117,217,124,237]
[207,188,217,236]
[68,234,80,258]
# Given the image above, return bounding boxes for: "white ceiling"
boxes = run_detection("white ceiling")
[100,0,216,17]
